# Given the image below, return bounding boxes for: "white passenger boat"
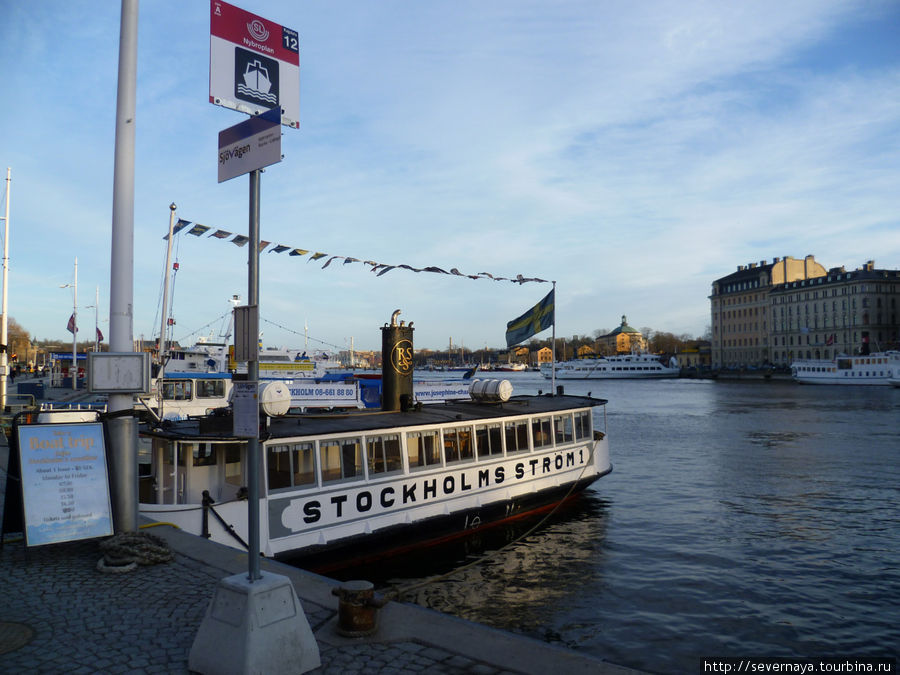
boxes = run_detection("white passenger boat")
[137,381,611,571]
[541,353,680,380]
[791,351,900,385]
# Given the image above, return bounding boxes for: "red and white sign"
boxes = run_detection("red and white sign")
[210,0,300,129]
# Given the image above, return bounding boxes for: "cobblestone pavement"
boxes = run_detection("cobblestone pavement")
[0,537,524,674]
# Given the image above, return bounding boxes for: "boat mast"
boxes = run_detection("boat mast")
[0,168,10,410]
[158,203,177,414]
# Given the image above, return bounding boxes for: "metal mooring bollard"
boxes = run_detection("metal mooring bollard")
[331,580,388,637]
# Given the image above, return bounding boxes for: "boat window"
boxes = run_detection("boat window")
[266,441,316,492]
[407,430,441,470]
[192,443,217,467]
[443,426,474,464]
[267,444,293,490]
[224,444,243,487]
[162,380,193,401]
[532,416,553,449]
[574,411,592,440]
[196,379,225,398]
[504,420,530,454]
[320,437,363,483]
[554,414,574,445]
[475,423,503,459]
[367,434,402,476]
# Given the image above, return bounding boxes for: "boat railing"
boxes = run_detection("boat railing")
[201,490,249,551]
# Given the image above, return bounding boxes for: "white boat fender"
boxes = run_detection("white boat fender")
[228,381,292,417]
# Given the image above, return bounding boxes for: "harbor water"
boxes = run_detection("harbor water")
[332,372,899,673]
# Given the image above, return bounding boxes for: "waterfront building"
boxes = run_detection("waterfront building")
[710,256,826,368]
[770,261,900,365]
[710,256,900,368]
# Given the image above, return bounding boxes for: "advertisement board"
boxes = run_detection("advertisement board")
[16,423,113,546]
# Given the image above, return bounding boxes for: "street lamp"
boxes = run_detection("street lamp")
[84,285,102,352]
[60,257,77,391]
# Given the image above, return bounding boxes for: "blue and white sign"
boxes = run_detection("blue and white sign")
[17,423,113,546]
[218,106,282,183]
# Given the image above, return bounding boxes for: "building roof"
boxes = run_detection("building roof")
[605,315,640,337]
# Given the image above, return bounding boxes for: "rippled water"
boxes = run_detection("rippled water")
[336,373,900,673]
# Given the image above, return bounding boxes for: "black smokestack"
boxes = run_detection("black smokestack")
[381,310,414,411]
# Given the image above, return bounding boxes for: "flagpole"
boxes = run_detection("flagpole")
[72,257,78,391]
[0,167,10,411]
[94,285,100,351]
[551,280,556,394]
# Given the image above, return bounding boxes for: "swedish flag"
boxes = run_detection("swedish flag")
[505,289,554,347]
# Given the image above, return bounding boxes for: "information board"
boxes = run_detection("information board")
[16,423,113,546]
[232,381,260,438]
[210,0,300,128]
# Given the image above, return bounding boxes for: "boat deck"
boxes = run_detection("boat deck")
[144,393,608,440]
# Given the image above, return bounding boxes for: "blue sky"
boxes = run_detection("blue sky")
[2,0,899,353]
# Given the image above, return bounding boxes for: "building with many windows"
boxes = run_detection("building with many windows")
[710,256,900,368]
[770,261,900,364]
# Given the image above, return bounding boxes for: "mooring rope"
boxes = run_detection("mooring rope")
[96,531,174,574]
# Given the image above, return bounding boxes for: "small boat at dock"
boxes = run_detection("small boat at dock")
[137,312,612,571]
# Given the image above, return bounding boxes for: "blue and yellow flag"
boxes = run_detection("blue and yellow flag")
[506,289,554,347]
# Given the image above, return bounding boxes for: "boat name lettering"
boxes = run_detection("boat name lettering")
[274,449,586,533]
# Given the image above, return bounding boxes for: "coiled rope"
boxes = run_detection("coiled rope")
[96,531,174,574]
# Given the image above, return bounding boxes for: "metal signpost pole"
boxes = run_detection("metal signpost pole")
[247,168,261,582]
[191,6,319,673]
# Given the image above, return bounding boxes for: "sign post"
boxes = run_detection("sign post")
[191,4,319,673]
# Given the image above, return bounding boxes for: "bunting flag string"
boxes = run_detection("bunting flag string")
[164,219,550,285]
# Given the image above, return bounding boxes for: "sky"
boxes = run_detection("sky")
[1,0,899,354]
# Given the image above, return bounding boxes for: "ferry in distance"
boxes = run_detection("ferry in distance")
[791,351,900,385]
[541,353,680,380]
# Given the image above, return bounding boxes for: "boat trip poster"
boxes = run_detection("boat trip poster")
[16,423,113,546]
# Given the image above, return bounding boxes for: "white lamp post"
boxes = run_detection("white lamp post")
[60,257,78,390]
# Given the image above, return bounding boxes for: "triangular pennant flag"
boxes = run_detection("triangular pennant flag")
[209,229,232,239]
[271,245,290,254]
[376,266,396,276]
[423,266,449,274]
[322,255,340,269]
[163,219,191,240]
[309,252,326,261]
[343,257,359,265]
[258,241,270,252]
[187,224,210,236]
[231,235,249,247]
[289,248,309,257]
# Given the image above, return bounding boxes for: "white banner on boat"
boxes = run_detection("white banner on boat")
[414,380,472,402]
[285,381,362,409]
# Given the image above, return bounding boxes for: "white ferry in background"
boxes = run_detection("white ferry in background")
[137,380,611,572]
[541,353,680,380]
[791,351,900,385]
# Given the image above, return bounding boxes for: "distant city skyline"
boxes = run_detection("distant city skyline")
[2,1,898,351]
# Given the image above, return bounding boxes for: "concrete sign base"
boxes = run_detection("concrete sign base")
[189,571,321,674]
